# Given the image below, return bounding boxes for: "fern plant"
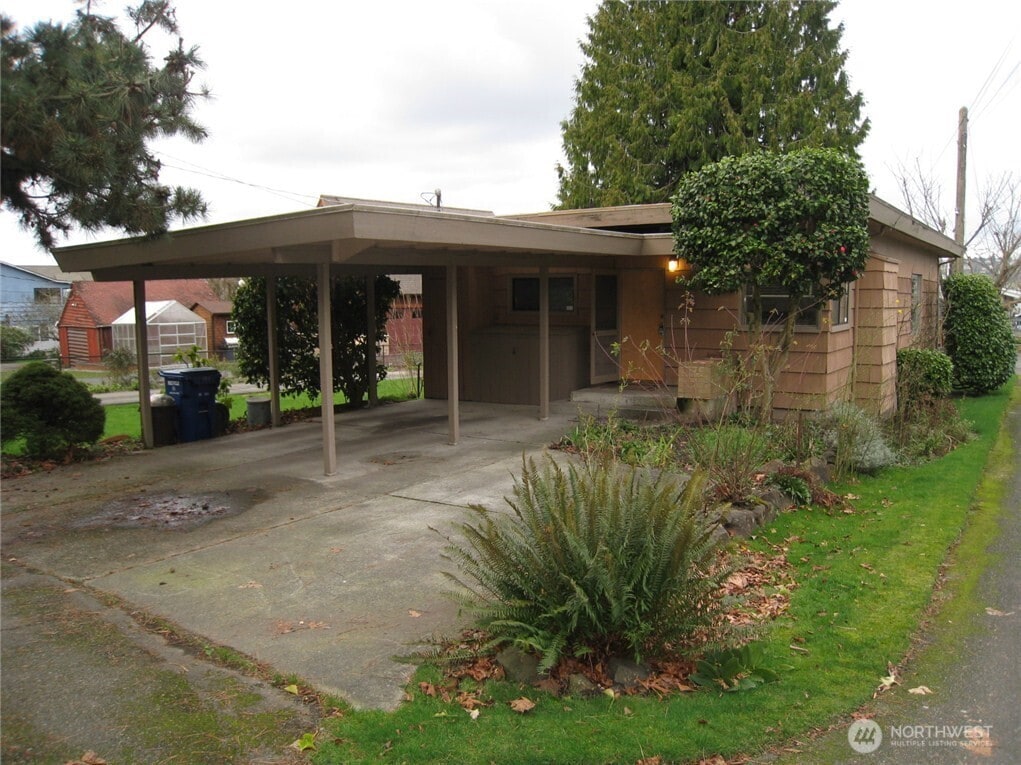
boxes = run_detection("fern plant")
[440,457,729,673]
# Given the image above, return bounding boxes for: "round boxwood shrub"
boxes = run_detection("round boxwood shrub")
[943,273,1016,394]
[1,362,106,460]
[896,348,953,400]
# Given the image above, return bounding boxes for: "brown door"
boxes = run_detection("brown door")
[590,273,619,384]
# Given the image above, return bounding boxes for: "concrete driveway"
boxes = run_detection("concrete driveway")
[1,399,579,710]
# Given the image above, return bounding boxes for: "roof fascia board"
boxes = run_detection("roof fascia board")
[867,196,963,258]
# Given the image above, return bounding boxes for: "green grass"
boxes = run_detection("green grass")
[1,377,421,454]
[313,383,1015,765]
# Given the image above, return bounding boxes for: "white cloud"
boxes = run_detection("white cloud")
[2,0,1017,265]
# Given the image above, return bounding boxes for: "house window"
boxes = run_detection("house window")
[511,276,575,312]
[910,274,923,334]
[225,320,237,335]
[831,285,851,327]
[744,282,822,329]
[34,287,63,304]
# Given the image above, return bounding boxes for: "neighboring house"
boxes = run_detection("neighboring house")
[384,274,423,367]
[58,279,220,367]
[0,262,73,341]
[190,300,237,361]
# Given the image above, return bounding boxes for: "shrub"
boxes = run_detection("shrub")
[564,411,680,468]
[943,273,1016,394]
[686,424,775,503]
[0,362,105,460]
[821,401,896,479]
[890,397,974,463]
[765,471,812,507]
[0,326,34,361]
[441,458,728,672]
[896,348,953,401]
[104,347,138,389]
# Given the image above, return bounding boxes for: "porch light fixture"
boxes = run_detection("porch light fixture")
[668,256,687,273]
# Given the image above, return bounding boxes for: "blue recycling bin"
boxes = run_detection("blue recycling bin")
[159,367,222,442]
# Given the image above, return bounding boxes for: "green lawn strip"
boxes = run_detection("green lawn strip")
[770,381,1019,762]
[315,385,1013,765]
[97,378,417,441]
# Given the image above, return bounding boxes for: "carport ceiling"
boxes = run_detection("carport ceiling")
[53,201,673,280]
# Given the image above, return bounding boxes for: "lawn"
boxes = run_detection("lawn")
[312,383,1015,764]
[97,378,420,441]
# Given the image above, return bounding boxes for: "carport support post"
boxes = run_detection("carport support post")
[366,274,378,407]
[266,276,282,427]
[446,264,459,445]
[318,261,337,475]
[132,280,154,449]
[539,265,550,420]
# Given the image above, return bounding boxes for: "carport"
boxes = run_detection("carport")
[54,199,672,475]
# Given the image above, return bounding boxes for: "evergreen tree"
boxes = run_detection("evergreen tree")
[1,2,208,249]
[232,275,402,405]
[557,0,868,209]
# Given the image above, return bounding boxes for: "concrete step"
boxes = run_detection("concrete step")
[570,385,678,422]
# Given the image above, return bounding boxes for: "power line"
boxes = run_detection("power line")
[155,151,320,207]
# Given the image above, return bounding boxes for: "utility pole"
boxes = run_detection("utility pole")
[952,106,968,273]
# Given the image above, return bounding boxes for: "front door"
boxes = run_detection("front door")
[590,273,619,384]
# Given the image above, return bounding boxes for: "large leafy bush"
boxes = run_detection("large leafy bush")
[442,458,727,672]
[943,273,1015,394]
[1,362,105,459]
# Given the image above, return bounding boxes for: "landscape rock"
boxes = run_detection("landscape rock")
[708,523,731,546]
[757,487,790,512]
[496,646,540,684]
[757,459,786,477]
[803,456,831,484]
[722,506,758,538]
[607,657,650,688]
[567,673,599,697]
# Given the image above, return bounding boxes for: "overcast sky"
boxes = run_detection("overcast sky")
[2,0,1019,266]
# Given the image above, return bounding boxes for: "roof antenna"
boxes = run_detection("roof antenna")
[420,189,442,210]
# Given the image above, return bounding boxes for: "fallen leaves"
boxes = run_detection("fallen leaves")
[985,607,1014,617]
[874,664,900,697]
[64,753,106,765]
[962,726,995,757]
[907,685,933,695]
[273,619,329,635]
[720,545,798,627]
[509,696,536,714]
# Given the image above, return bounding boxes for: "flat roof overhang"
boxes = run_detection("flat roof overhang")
[53,201,667,281]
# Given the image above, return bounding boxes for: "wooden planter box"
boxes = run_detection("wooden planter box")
[676,359,730,400]
[676,359,732,421]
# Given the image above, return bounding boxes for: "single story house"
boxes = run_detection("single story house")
[190,300,238,361]
[53,195,960,474]
[57,279,220,367]
[1,261,73,341]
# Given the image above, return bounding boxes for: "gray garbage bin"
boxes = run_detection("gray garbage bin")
[150,393,177,446]
[246,397,272,427]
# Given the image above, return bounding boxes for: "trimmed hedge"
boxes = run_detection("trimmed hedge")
[896,348,953,399]
[0,362,105,460]
[943,273,1015,394]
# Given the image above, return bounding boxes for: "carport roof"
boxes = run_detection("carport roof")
[53,200,674,280]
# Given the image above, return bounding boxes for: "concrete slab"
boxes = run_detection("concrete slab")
[1,399,580,710]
